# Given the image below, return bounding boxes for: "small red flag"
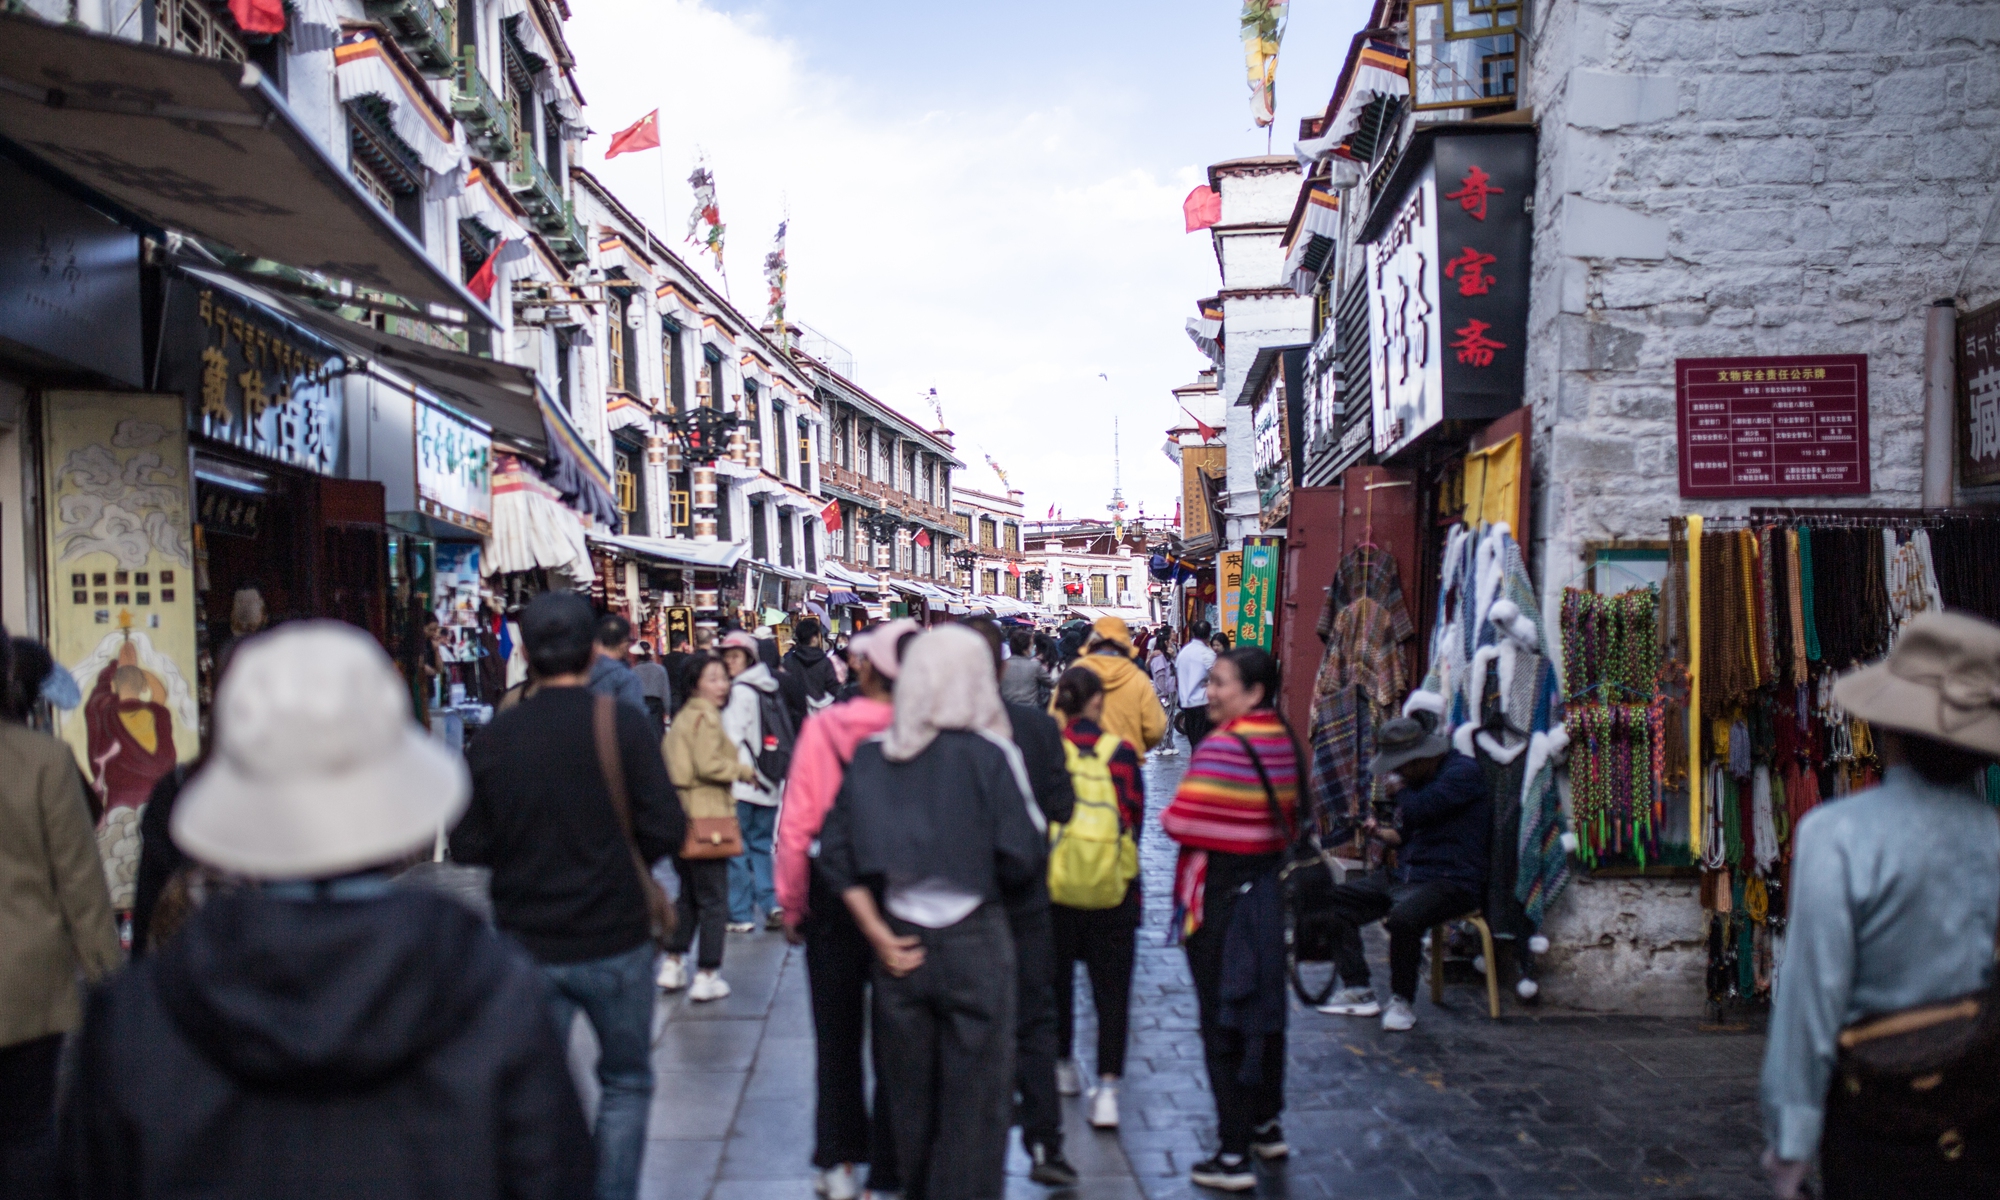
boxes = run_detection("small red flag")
[913,528,931,548]
[819,499,842,533]
[229,0,285,34]
[467,239,507,302]
[606,110,661,159]
[1180,405,1222,442]
[1007,559,1021,578]
[1183,185,1222,232]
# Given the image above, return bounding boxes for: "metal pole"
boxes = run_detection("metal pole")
[1920,298,1957,508]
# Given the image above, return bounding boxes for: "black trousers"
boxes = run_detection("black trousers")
[1181,706,1215,750]
[1051,895,1138,1077]
[1009,900,1062,1153]
[803,878,900,1185]
[874,904,1017,1200]
[1325,872,1477,1001]
[1184,857,1285,1159]
[0,1034,62,1200]
[666,856,730,969]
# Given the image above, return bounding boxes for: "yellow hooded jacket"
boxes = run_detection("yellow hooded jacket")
[1073,650,1168,762]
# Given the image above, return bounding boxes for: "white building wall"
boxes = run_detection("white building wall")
[1516,0,2000,1015]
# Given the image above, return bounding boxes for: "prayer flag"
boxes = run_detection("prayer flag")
[606,110,660,159]
[1183,185,1222,232]
[1240,1,1289,129]
[230,0,285,34]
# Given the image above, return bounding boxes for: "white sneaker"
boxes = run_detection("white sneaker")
[688,971,732,1002]
[1316,985,1381,1017]
[1088,1083,1119,1129]
[818,1164,860,1200]
[1054,1059,1082,1096]
[725,921,755,934]
[1381,994,1416,1032]
[656,955,687,992]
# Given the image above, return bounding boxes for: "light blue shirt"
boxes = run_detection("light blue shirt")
[1760,765,2000,1161]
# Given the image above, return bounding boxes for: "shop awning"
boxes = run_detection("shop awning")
[538,384,622,532]
[179,264,546,453]
[823,563,886,592]
[826,590,863,606]
[485,453,594,581]
[0,13,493,327]
[588,533,749,571]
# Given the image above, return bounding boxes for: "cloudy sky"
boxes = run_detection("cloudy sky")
[569,0,1370,519]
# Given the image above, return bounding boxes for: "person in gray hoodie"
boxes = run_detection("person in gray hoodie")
[719,632,788,930]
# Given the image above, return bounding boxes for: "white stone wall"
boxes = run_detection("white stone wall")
[1216,161,1303,225]
[1517,0,2000,1013]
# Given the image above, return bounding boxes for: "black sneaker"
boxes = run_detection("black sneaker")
[1189,1154,1255,1191]
[1028,1142,1079,1188]
[1249,1120,1289,1160]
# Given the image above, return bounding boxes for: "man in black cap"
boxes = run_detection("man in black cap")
[1314,716,1491,1032]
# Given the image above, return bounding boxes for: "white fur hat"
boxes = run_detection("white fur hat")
[173,622,470,879]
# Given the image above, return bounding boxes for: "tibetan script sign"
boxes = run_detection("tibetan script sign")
[1675,355,1870,498]
[1959,300,2000,489]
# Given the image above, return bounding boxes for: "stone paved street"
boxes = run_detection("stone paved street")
[580,734,1768,1200]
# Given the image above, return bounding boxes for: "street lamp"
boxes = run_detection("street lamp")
[1024,568,1045,593]
[663,405,740,465]
[862,510,904,543]
[950,545,980,572]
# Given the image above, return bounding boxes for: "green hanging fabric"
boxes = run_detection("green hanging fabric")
[1798,526,1822,663]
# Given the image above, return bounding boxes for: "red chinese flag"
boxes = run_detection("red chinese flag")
[820,499,842,533]
[467,239,507,302]
[913,528,931,548]
[1007,559,1021,578]
[606,110,661,159]
[229,0,285,34]
[1183,185,1222,232]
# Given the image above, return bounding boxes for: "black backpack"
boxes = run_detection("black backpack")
[739,681,797,784]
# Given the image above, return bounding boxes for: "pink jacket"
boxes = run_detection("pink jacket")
[774,696,894,919]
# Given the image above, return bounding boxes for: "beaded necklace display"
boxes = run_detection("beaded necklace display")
[1562,585,1661,866]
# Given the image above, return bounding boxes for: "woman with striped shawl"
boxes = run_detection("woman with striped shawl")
[1160,647,1301,1193]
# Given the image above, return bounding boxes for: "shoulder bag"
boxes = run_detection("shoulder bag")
[1829,829,2000,1171]
[680,708,746,860]
[593,696,678,945]
[1232,730,1349,1004]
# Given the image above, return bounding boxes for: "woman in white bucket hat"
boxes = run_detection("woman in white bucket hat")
[1760,610,2000,1200]
[60,622,591,1199]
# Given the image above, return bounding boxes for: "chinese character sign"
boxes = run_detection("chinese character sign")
[164,278,344,474]
[1237,541,1278,650]
[1960,301,2000,489]
[417,400,494,533]
[1362,129,1534,460]
[1674,355,1870,498]
[1219,550,1244,636]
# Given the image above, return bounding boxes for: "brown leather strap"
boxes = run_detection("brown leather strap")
[594,695,641,858]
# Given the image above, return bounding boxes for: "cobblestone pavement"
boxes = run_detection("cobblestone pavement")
[583,731,1766,1200]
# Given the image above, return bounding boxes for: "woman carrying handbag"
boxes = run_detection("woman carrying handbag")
[1761,611,2000,1199]
[661,653,756,1001]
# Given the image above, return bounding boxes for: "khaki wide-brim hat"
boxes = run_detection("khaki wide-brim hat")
[1832,610,2000,759]
[1091,615,1135,652]
[174,622,470,880]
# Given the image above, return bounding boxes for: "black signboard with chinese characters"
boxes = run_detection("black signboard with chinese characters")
[1959,300,2000,489]
[159,275,346,475]
[1674,355,1870,498]
[1361,126,1535,460]
[0,155,143,385]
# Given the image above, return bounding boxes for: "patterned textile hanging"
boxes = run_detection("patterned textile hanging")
[1306,546,1415,841]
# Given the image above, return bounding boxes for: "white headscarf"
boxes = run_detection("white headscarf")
[882,625,1014,762]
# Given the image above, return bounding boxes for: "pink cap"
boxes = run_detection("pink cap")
[718,631,760,653]
[853,617,920,681]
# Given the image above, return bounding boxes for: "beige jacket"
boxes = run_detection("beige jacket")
[0,722,122,1046]
[665,697,754,821]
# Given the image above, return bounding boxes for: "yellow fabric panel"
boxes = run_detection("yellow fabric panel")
[1461,434,1523,531]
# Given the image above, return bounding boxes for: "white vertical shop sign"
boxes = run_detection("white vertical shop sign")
[1366,161,1443,459]
[416,399,494,533]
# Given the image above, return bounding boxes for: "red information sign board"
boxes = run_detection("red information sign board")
[1675,355,1869,499]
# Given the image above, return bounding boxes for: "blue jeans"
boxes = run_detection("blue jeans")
[729,800,778,922]
[542,943,656,1200]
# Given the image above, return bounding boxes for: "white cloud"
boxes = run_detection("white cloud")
[570,0,1218,519]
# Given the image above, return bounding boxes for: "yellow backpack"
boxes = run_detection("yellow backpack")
[1048,734,1140,910]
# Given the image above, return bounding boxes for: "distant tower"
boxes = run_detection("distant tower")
[1107,416,1127,538]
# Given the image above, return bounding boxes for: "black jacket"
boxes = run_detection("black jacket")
[455,686,686,963]
[61,888,591,1199]
[1005,702,1075,827]
[1393,751,1492,893]
[783,644,841,724]
[818,729,1045,914]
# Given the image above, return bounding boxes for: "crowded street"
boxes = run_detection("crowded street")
[4,2,2000,1200]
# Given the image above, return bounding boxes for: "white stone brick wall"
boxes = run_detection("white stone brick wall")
[1516,0,2000,1013]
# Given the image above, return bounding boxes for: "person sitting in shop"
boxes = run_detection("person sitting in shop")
[1314,716,1491,1033]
